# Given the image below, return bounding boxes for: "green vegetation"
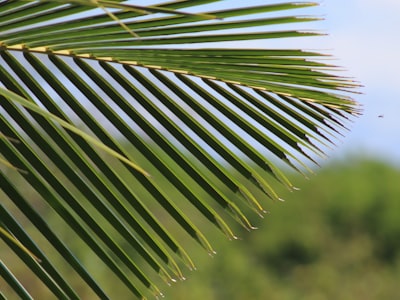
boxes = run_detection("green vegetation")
[148,159,400,300]
[1,1,361,299]
[2,159,400,299]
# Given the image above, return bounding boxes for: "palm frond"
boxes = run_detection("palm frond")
[0,1,360,298]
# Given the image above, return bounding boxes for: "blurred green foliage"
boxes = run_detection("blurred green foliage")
[2,158,400,299]
[166,158,400,300]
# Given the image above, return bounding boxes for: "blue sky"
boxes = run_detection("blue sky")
[309,1,400,165]
[324,0,400,165]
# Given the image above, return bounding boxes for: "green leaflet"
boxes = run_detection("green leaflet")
[0,1,360,299]
[0,87,150,177]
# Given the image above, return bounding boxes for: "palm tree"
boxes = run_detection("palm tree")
[0,1,360,299]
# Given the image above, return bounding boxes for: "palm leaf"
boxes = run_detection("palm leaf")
[0,1,360,299]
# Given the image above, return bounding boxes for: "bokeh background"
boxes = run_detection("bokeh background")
[165,160,400,300]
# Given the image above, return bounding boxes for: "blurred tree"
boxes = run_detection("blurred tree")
[167,160,400,300]
[0,1,359,299]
